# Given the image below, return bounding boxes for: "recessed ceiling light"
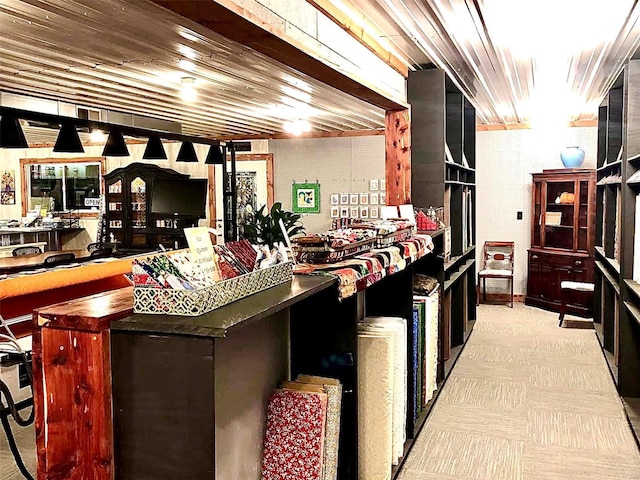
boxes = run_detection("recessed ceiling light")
[180,77,197,102]
[179,59,195,71]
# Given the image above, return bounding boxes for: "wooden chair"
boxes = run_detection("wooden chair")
[43,252,76,266]
[477,241,515,308]
[12,246,42,256]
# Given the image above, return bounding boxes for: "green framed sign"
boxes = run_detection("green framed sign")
[292,182,320,214]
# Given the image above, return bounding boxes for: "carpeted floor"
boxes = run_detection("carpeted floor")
[2,304,639,480]
[0,415,34,480]
[399,303,640,480]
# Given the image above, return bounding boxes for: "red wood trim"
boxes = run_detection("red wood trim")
[385,109,411,205]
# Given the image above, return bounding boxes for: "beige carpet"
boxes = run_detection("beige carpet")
[399,303,640,480]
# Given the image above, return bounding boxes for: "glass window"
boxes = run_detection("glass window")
[29,162,101,212]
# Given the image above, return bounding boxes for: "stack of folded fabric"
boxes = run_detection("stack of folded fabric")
[357,317,408,479]
[261,376,343,480]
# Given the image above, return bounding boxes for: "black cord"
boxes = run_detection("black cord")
[0,412,34,480]
[0,351,35,480]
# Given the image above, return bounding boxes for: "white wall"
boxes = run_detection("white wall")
[270,135,385,233]
[476,126,598,295]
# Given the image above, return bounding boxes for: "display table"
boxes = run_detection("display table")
[0,248,92,275]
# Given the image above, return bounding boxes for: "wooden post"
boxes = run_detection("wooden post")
[385,109,411,205]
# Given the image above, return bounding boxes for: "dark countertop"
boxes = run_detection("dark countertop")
[0,227,84,233]
[111,274,337,338]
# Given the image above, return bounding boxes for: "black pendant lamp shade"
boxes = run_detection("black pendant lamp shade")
[53,122,84,153]
[102,129,129,156]
[205,144,224,164]
[0,115,28,148]
[176,141,198,162]
[142,135,167,160]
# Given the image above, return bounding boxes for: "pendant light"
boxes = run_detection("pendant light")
[176,141,198,162]
[0,115,28,148]
[102,129,129,156]
[53,122,84,153]
[205,145,224,164]
[142,135,167,160]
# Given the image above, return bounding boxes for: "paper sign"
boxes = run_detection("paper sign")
[380,205,399,220]
[399,204,416,225]
[184,227,219,281]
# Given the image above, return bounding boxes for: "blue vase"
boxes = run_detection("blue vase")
[560,146,585,168]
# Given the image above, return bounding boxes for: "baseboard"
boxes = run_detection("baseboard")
[480,293,525,303]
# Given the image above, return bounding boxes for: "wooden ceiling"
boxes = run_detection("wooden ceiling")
[2,0,640,137]
[0,0,387,139]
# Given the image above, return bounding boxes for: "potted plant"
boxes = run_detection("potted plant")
[243,202,305,247]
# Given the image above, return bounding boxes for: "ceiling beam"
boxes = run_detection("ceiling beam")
[305,0,409,77]
[148,0,407,111]
[217,128,384,141]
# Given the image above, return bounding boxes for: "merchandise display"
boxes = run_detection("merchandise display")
[295,235,434,300]
[262,376,343,480]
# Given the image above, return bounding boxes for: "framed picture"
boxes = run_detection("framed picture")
[350,193,359,205]
[340,206,349,218]
[330,206,339,218]
[370,193,379,205]
[380,192,386,204]
[360,206,369,218]
[380,179,386,191]
[370,206,379,219]
[330,193,339,205]
[340,193,349,205]
[359,193,368,204]
[350,206,359,218]
[292,182,320,214]
[370,179,379,191]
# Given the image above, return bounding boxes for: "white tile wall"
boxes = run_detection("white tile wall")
[270,135,385,233]
[476,126,598,295]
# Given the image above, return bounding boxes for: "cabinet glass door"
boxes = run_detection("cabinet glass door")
[544,180,574,250]
[108,179,124,244]
[578,180,589,251]
[130,177,147,246]
[533,181,542,247]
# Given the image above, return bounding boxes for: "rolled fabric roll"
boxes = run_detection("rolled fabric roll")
[357,330,394,480]
[362,317,407,464]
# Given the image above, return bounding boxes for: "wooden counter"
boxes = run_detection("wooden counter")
[0,248,91,275]
[33,288,134,480]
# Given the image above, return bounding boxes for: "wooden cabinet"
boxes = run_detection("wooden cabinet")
[526,169,596,314]
[104,163,206,252]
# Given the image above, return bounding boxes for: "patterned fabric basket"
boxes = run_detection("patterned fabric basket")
[293,238,376,264]
[375,228,414,248]
[133,261,293,316]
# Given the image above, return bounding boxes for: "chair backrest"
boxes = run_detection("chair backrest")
[482,241,514,272]
[12,246,43,256]
[43,252,76,266]
[90,247,113,258]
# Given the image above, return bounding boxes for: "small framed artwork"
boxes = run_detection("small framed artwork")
[370,179,379,191]
[292,182,320,214]
[340,206,349,218]
[330,206,339,218]
[340,193,349,205]
[350,206,359,218]
[380,179,386,191]
[370,207,379,219]
[330,194,339,205]
[350,193,359,205]
[380,192,386,204]
[360,193,369,204]
[360,206,369,218]
[370,193,379,205]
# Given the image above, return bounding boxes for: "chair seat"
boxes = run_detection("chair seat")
[479,269,513,277]
[560,281,595,292]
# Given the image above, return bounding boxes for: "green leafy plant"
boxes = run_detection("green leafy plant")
[243,202,305,247]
